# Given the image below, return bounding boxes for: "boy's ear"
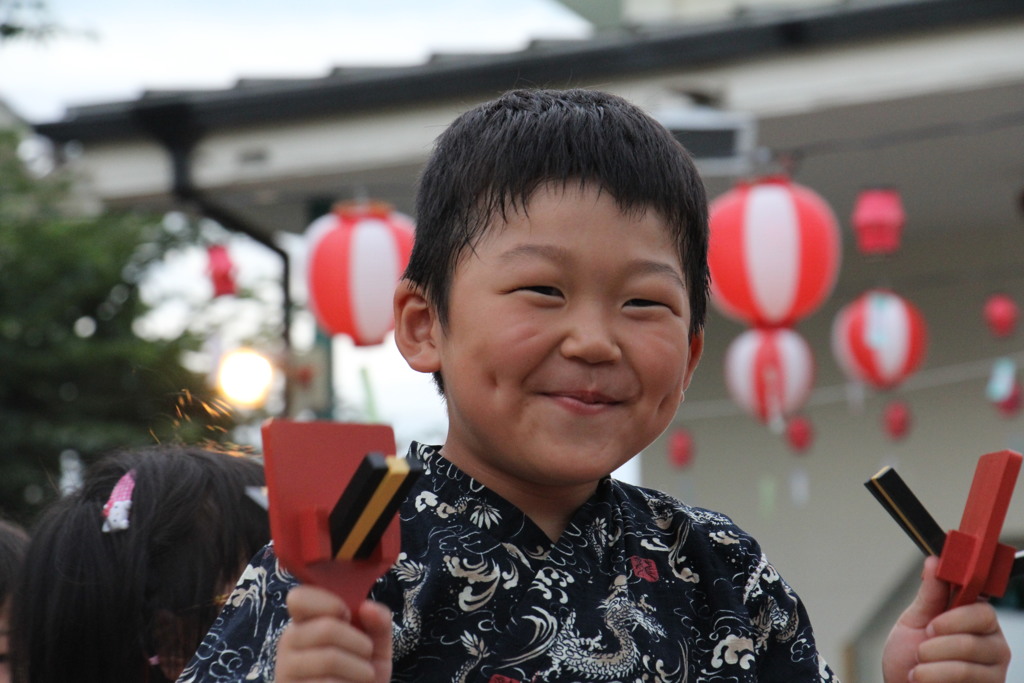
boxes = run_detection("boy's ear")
[393,279,442,373]
[682,330,704,392]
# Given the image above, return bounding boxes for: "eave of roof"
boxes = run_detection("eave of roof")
[33,0,1024,144]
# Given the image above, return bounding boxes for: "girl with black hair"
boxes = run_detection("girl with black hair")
[9,445,269,683]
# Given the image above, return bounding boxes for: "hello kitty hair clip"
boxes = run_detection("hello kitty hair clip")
[102,469,137,533]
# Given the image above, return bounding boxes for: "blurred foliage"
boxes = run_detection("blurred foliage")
[0,129,237,525]
[0,0,60,44]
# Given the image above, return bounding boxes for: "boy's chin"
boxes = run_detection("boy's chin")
[524,452,636,486]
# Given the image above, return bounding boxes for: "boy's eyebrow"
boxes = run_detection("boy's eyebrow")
[498,243,570,265]
[499,244,686,289]
[633,260,687,290]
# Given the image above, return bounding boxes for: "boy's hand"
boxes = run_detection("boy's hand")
[276,585,393,683]
[882,556,1011,682]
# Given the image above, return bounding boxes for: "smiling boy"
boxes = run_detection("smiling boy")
[178,89,1009,683]
[397,181,701,543]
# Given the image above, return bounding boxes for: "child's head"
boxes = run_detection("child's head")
[9,445,269,683]
[395,89,707,533]
[405,88,709,343]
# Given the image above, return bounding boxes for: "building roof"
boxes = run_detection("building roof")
[34,0,1024,144]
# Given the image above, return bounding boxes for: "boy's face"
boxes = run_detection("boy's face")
[398,183,702,506]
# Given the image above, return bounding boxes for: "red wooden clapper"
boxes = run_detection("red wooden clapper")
[261,419,422,620]
[865,449,1024,609]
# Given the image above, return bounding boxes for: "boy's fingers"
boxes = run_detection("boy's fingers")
[927,602,1002,638]
[899,556,950,630]
[358,601,395,681]
[910,661,1002,683]
[287,585,352,623]
[283,615,375,659]
[276,643,377,682]
[918,632,1009,667]
[358,601,393,642]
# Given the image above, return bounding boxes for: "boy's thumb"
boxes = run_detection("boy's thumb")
[900,556,950,630]
[358,600,394,682]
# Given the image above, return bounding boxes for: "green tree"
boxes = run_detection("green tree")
[0,129,236,524]
[0,0,60,43]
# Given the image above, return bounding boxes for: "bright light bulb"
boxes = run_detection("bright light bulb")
[217,348,274,408]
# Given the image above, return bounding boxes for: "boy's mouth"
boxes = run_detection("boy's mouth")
[546,390,621,406]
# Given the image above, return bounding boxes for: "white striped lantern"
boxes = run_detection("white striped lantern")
[724,327,816,429]
[831,289,928,390]
[708,175,841,328]
[306,202,414,346]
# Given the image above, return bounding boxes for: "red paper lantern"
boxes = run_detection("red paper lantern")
[832,289,928,390]
[668,429,694,469]
[984,294,1019,339]
[851,188,904,256]
[306,202,414,345]
[725,327,815,424]
[995,378,1019,417]
[786,415,814,453]
[206,244,237,297]
[709,175,841,328]
[883,400,911,440]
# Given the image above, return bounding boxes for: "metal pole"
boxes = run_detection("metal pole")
[133,101,292,415]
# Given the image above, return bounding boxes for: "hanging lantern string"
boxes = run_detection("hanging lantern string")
[775,108,1024,167]
[683,348,1024,421]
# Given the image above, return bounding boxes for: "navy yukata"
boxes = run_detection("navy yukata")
[178,443,836,682]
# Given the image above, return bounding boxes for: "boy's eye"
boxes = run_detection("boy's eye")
[626,298,668,308]
[519,285,563,297]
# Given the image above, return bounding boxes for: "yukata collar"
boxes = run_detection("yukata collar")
[408,442,619,543]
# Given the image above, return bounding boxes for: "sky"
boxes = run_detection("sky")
[2,0,591,122]
[0,1,664,478]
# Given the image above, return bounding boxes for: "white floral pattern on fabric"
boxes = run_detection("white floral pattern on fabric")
[178,443,837,683]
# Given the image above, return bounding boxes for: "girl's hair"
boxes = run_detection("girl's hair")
[406,88,710,338]
[0,519,29,606]
[9,445,269,683]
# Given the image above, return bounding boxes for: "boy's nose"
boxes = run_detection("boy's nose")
[560,308,622,364]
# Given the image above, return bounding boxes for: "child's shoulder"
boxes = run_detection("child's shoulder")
[610,477,732,519]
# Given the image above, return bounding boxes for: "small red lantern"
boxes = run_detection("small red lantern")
[984,294,1019,339]
[709,175,841,328]
[851,188,904,256]
[725,327,815,425]
[832,289,928,390]
[668,429,694,469]
[786,415,814,453]
[306,202,414,346]
[883,400,911,440]
[996,381,1022,418]
[206,244,237,297]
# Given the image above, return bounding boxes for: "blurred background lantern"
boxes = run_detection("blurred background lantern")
[831,289,928,391]
[984,293,1019,339]
[306,201,414,346]
[667,428,694,469]
[883,399,912,440]
[708,175,841,328]
[995,380,1022,418]
[785,415,814,453]
[851,187,905,256]
[206,244,237,298]
[724,327,815,427]
[987,356,1019,415]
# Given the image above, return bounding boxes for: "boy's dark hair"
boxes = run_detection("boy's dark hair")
[405,87,710,338]
[9,445,269,683]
